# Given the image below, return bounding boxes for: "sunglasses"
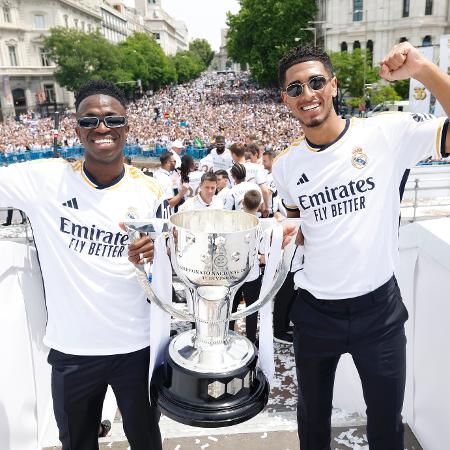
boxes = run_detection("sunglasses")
[284,75,333,98]
[77,116,128,129]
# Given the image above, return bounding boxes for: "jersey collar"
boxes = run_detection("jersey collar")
[82,162,126,190]
[305,118,352,152]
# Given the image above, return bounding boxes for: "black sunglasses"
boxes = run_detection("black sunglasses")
[284,75,333,98]
[77,116,128,129]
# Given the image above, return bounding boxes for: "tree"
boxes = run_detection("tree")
[189,39,214,68]
[329,49,378,99]
[226,0,317,86]
[172,51,204,84]
[43,28,122,92]
[118,32,172,92]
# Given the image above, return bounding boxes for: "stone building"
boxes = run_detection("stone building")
[320,0,450,64]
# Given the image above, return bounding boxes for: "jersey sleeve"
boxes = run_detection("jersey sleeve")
[255,165,267,185]
[272,155,298,211]
[0,162,44,212]
[379,113,448,168]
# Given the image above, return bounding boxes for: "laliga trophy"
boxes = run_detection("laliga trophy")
[125,209,289,427]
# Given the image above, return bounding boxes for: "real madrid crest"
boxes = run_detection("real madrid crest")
[351,147,368,169]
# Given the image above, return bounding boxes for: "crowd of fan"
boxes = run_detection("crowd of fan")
[0,72,301,155]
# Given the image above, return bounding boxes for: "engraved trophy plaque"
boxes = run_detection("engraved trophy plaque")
[125,209,289,427]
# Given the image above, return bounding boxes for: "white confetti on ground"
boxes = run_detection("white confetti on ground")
[334,428,368,449]
[208,436,218,442]
[260,432,268,439]
[200,444,210,449]
[194,438,200,444]
[173,445,181,450]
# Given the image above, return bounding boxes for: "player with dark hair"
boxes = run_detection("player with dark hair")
[0,79,163,449]
[273,43,449,450]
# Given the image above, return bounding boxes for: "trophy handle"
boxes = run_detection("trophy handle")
[229,259,289,321]
[125,220,195,323]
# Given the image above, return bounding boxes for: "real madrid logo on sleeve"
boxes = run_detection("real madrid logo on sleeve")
[351,147,369,169]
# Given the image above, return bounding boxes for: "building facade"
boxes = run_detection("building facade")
[134,0,188,56]
[320,0,450,64]
[0,0,188,120]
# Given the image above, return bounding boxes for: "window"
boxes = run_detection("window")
[425,0,433,15]
[366,40,373,65]
[81,21,85,31]
[422,35,432,46]
[8,45,17,66]
[44,84,56,103]
[340,41,348,52]
[353,0,363,21]
[399,37,408,43]
[353,40,361,50]
[87,23,92,32]
[34,14,45,28]
[402,0,410,17]
[3,6,11,23]
[63,14,68,28]
[154,32,160,39]
[73,18,78,29]
[39,47,50,66]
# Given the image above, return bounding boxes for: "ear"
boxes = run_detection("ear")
[280,91,288,106]
[330,77,338,98]
[75,126,81,140]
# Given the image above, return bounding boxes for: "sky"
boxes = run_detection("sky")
[123,0,241,51]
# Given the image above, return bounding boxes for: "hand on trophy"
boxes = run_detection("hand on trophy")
[128,235,154,265]
[119,222,154,265]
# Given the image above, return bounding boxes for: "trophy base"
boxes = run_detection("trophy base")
[150,351,269,427]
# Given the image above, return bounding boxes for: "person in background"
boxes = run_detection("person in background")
[179,172,223,211]
[214,169,231,203]
[229,189,264,345]
[154,152,188,214]
[224,164,263,212]
[169,139,183,169]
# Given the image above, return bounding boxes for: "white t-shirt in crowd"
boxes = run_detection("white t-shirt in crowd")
[272,114,448,299]
[170,149,182,169]
[153,168,174,200]
[244,161,267,185]
[0,160,164,355]
[179,193,223,211]
[223,181,263,211]
[210,148,234,171]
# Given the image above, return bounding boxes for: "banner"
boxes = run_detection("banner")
[434,34,450,117]
[408,46,434,114]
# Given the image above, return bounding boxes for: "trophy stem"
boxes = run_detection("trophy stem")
[193,286,231,349]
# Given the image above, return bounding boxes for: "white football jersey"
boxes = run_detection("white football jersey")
[179,194,223,211]
[210,148,234,171]
[272,114,448,299]
[223,181,263,211]
[243,162,267,185]
[0,159,164,355]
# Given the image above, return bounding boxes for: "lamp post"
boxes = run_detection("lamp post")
[353,9,368,99]
[308,20,327,48]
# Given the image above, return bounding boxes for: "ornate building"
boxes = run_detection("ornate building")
[0,0,188,120]
[134,0,188,56]
[319,0,450,63]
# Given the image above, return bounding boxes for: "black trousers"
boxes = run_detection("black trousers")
[290,276,407,450]
[48,347,162,450]
[273,271,296,335]
[229,276,262,343]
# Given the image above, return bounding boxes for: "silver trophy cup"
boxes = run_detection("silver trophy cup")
[125,209,289,427]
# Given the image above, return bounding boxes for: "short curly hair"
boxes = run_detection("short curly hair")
[278,45,334,88]
[75,79,127,111]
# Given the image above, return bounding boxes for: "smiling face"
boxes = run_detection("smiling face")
[75,94,129,166]
[281,60,337,129]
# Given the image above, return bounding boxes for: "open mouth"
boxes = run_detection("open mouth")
[301,102,321,112]
[92,137,116,148]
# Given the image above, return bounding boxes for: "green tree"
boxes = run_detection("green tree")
[392,79,410,100]
[226,0,317,86]
[370,84,401,106]
[329,49,378,99]
[189,38,214,68]
[118,32,172,92]
[43,28,121,92]
[172,51,204,84]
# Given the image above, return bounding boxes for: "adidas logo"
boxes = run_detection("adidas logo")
[62,198,79,209]
[296,173,309,185]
